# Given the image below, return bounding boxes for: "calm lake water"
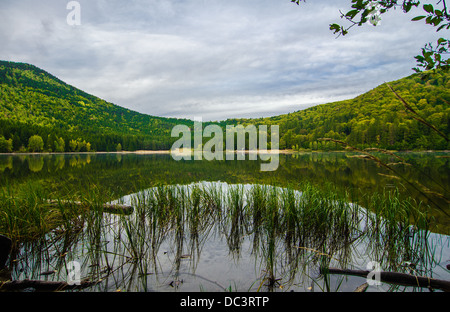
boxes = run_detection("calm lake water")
[1,151,449,292]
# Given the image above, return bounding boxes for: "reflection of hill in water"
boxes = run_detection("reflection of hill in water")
[0,152,448,231]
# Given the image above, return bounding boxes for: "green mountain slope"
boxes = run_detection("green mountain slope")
[0,60,449,153]
[0,60,191,152]
[223,70,450,151]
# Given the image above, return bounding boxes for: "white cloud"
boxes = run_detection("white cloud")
[0,0,444,121]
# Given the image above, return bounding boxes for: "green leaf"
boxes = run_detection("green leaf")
[436,24,447,31]
[423,4,434,13]
[345,9,359,19]
[329,23,341,33]
[434,53,441,63]
[411,16,426,21]
[431,17,441,26]
[404,2,412,12]
[437,38,447,45]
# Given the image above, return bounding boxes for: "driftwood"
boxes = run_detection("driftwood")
[322,267,450,292]
[46,199,133,215]
[354,283,369,292]
[0,279,99,291]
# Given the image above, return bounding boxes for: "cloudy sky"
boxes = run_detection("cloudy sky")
[0,0,443,121]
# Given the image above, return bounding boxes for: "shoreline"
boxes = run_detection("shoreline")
[0,149,296,156]
[0,149,448,156]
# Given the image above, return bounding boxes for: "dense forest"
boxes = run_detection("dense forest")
[0,61,192,152]
[0,60,449,153]
[225,70,450,151]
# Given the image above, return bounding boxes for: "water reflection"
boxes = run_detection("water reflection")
[5,183,448,292]
[0,152,448,230]
[27,156,44,172]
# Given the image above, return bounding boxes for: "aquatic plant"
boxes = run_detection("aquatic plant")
[0,180,438,292]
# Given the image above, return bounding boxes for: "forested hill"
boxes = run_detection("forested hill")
[0,60,449,153]
[0,60,191,152]
[223,70,450,151]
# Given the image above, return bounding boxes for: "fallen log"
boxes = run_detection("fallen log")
[322,267,450,292]
[0,279,99,292]
[46,199,133,215]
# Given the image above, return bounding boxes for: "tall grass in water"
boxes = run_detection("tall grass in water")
[362,189,432,273]
[113,181,432,291]
[1,180,433,292]
[0,182,79,241]
[246,183,363,289]
[0,181,115,242]
[224,185,247,256]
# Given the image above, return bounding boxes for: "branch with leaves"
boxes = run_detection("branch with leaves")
[292,0,450,73]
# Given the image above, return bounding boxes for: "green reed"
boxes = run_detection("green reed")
[0,182,69,241]
[0,180,115,242]
[361,189,432,272]
[1,180,435,292]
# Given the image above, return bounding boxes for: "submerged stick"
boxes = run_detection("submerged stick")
[354,283,369,292]
[322,267,450,292]
[0,279,99,291]
[46,199,134,215]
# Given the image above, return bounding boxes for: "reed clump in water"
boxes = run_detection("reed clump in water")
[0,181,116,242]
[0,180,433,292]
[130,182,430,290]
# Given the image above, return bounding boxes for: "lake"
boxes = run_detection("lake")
[0,151,449,292]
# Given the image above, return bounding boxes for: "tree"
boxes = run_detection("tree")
[0,136,13,153]
[292,0,450,74]
[116,143,122,152]
[28,135,44,152]
[77,139,87,152]
[12,134,22,151]
[54,137,65,153]
[69,139,78,152]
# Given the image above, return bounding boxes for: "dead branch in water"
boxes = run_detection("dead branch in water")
[322,267,450,292]
[0,279,99,292]
[46,199,134,215]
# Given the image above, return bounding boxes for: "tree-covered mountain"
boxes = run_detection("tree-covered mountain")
[0,60,449,153]
[222,70,450,151]
[0,60,192,152]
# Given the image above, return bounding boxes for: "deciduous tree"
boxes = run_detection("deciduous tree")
[28,135,44,152]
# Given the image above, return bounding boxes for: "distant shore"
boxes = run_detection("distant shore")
[0,149,295,156]
[0,149,448,156]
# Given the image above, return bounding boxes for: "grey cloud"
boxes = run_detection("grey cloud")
[0,0,443,121]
